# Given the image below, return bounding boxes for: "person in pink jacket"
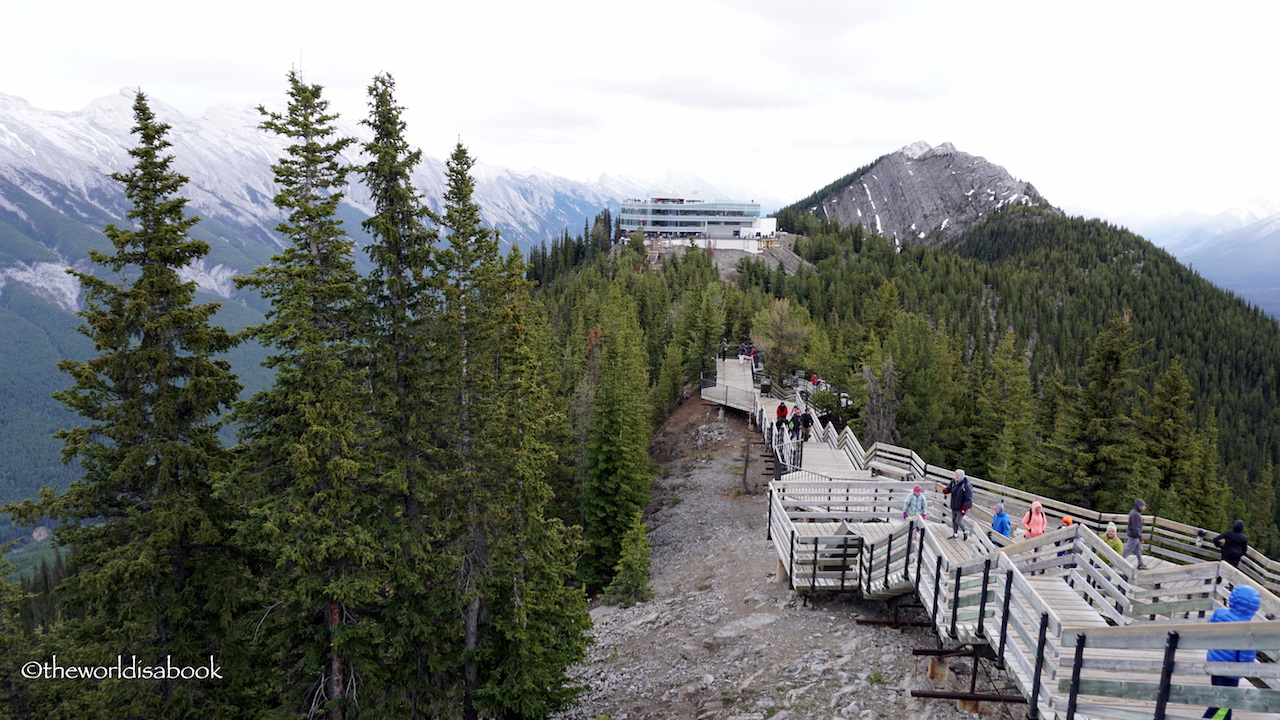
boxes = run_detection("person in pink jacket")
[1021,501,1047,538]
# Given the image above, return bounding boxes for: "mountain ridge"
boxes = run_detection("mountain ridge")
[784,141,1054,246]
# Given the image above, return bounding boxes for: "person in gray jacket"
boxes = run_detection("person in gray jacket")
[1123,498,1149,570]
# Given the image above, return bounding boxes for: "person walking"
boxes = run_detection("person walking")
[1021,501,1047,539]
[800,409,814,441]
[1201,584,1261,719]
[1212,520,1249,568]
[1124,498,1149,570]
[942,469,973,540]
[902,485,928,524]
[991,503,1012,538]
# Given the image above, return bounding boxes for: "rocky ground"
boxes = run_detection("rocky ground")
[555,398,1025,720]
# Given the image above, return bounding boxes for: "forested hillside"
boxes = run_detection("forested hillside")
[761,207,1280,549]
[5,74,1280,717]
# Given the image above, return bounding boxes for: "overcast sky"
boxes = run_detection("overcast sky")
[5,0,1277,219]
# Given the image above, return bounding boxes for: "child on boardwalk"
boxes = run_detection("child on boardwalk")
[990,503,1011,538]
[902,485,927,523]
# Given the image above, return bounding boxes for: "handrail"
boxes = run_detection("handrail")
[710,359,1280,717]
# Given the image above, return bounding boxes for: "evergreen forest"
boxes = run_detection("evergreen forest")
[3,69,1280,720]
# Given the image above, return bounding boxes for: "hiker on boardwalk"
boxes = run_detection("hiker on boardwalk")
[902,485,928,523]
[941,469,973,540]
[800,409,814,441]
[1212,520,1249,568]
[1201,584,1260,719]
[737,342,748,364]
[1103,522,1124,556]
[990,502,1011,538]
[1124,498,1149,570]
[1021,501,1047,539]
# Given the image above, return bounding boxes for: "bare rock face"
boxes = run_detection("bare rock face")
[812,142,1057,247]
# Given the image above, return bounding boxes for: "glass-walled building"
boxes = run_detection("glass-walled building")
[619,196,764,239]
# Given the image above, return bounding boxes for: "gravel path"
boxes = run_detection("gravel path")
[555,400,1023,720]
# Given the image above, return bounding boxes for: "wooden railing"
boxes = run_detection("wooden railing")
[716,368,1280,717]
[767,486,1280,718]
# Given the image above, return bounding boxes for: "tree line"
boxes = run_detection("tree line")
[1,73,655,720]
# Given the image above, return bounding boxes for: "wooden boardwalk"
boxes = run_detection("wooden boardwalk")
[704,358,1280,720]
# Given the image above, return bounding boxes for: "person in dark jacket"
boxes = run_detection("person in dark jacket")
[1123,498,1149,570]
[942,469,973,540]
[1202,584,1261,719]
[1212,520,1249,568]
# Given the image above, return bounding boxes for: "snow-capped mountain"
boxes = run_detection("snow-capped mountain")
[0,88,780,534]
[0,89,765,309]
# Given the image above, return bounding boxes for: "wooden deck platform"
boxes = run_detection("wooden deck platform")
[710,361,1280,719]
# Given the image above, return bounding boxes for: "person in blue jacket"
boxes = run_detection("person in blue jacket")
[990,502,1012,538]
[1202,584,1261,719]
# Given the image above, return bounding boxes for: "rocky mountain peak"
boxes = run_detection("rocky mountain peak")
[804,141,1056,246]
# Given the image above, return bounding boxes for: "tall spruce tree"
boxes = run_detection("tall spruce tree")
[355,74,456,714]
[433,142,589,720]
[581,284,653,591]
[1042,312,1147,511]
[983,331,1037,487]
[3,92,242,717]
[1134,358,1228,525]
[225,72,379,720]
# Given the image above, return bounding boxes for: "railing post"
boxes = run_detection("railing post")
[865,542,875,589]
[914,524,925,591]
[1154,631,1180,720]
[838,537,851,591]
[788,531,796,591]
[997,570,1014,669]
[905,520,915,584]
[1066,632,1087,720]
[977,558,991,638]
[766,488,773,541]
[885,531,894,587]
[810,538,819,590]
[931,556,943,631]
[950,566,962,639]
[1027,611,1049,720]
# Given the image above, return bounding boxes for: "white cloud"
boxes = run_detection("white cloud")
[4,0,1279,217]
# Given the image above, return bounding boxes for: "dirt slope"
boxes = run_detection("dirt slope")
[555,399,1021,720]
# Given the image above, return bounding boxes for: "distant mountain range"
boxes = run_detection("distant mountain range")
[0,89,778,543]
[1124,199,1280,317]
[2,89,1278,543]
[0,89,781,314]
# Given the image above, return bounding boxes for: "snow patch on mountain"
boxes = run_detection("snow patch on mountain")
[178,259,239,299]
[0,261,79,312]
